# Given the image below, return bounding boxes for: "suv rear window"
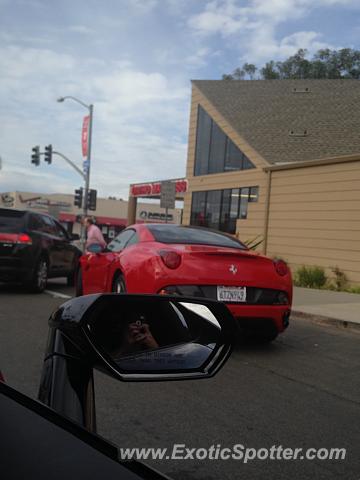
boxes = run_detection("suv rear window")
[0,210,26,233]
[147,225,247,250]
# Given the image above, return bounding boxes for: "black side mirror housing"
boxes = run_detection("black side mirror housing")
[39,294,237,431]
[47,294,236,381]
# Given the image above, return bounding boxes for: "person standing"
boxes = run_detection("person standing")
[83,217,107,250]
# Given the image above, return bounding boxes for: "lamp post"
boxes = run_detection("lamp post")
[57,96,94,248]
[57,96,93,215]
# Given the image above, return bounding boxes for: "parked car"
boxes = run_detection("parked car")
[1,293,236,479]
[77,224,292,342]
[0,208,81,292]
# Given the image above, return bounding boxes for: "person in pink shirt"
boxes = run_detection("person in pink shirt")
[84,217,107,251]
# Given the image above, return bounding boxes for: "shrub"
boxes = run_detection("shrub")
[294,265,327,289]
[243,235,263,251]
[331,266,348,291]
[346,286,360,294]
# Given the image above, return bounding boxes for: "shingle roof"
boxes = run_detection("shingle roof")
[192,79,360,165]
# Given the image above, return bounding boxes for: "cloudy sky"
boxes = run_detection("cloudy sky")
[1,0,360,199]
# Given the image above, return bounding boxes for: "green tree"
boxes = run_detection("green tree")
[260,61,279,79]
[232,67,246,80]
[223,48,360,80]
[243,63,257,79]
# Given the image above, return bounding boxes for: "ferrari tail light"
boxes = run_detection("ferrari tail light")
[273,259,288,276]
[17,233,32,245]
[159,250,181,269]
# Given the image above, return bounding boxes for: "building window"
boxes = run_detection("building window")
[249,186,259,202]
[191,186,259,234]
[205,190,222,229]
[208,122,227,173]
[190,191,206,226]
[195,107,212,176]
[194,105,255,176]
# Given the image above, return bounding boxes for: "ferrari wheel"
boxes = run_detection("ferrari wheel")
[111,273,126,294]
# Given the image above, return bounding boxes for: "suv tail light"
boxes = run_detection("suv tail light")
[273,259,288,276]
[17,233,32,245]
[159,250,181,269]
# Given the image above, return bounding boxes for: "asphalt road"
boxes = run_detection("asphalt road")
[0,279,359,480]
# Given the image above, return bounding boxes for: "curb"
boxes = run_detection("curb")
[291,309,360,333]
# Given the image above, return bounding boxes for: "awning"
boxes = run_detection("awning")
[59,213,77,222]
[94,216,127,226]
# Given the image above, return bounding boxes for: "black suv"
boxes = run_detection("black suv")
[0,208,81,292]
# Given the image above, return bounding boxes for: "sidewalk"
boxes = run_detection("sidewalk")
[292,287,360,328]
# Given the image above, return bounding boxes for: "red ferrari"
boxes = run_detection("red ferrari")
[77,224,292,342]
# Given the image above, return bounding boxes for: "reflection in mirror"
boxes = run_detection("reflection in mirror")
[86,297,224,375]
[115,343,213,372]
[179,302,221,329]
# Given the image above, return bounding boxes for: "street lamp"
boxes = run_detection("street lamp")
[57,96,94,218]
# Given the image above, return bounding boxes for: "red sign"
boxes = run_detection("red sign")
[130,179,188,197]
[82,115,90,157]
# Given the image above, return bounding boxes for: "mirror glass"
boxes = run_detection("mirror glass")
[85,296,228,377]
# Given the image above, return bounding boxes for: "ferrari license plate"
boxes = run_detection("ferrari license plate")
[217,286,247,303]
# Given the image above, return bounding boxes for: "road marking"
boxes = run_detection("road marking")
[44,289,72,299]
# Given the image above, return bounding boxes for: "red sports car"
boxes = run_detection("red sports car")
[77,224,292,342]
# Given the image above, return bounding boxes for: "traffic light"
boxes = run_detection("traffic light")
[74,188,83,208]
[87,189,97,211]
[44,144,53,164]
[31,146,40,166]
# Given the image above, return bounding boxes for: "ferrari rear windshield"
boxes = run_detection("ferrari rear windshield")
[0,209,26,233]
[147,225,247,250]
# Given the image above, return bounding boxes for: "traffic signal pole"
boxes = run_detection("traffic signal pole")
[53,151,86,180]
[31,147,88,250]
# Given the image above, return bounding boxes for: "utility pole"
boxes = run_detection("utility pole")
[57,96,95,250]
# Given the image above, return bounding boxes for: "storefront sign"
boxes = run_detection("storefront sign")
[130,179,187,197]
[19,195,72,211]
[1,193,14,208]
[139,211,174,222]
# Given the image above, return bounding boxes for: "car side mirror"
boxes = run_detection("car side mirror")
[39,294,237,430]
[48,294,236,381]
[87,243,104,253]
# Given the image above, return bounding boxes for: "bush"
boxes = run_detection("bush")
[346,286,360,294]
[242,235,263,251]
[294,265,327,289]
[331,266,348,291]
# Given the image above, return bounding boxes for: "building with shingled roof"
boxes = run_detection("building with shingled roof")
[182,79,360,285]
